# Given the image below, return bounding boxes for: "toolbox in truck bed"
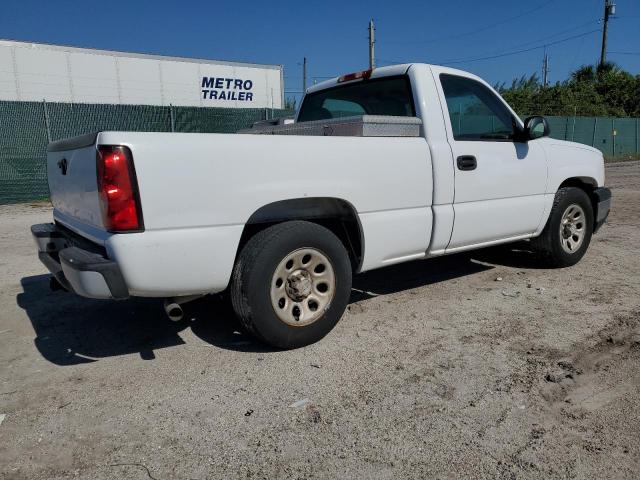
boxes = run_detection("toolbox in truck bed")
[239,115,422,137]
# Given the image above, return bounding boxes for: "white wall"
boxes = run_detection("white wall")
[0,41,283,109]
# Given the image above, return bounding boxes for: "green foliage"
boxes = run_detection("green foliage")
[497,62,640,117]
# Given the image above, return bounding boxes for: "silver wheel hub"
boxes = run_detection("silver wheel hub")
[286,269,313,301]
[559,204,586,254]
[270,248,336,327]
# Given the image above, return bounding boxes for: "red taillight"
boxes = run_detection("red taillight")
[338,69,373,83]
[97,146,143,232]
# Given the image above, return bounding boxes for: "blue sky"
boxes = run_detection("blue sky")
[2,0,639,101]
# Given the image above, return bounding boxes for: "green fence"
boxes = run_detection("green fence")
[0,100,638,204]
[0,100,293,204]
[448,113,640,157]
[545,116,640,157]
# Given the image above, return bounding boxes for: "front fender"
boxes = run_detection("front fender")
[541,138,605,192]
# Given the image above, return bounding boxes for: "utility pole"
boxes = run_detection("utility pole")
[542,50,549,87]
[600,0,616,66]
[368,19,375,69]
[302,57,307,93]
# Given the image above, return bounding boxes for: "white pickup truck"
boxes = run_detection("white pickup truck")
[32,63,611,348]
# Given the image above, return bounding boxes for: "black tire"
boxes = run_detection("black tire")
[531,187,594,267]
[230,221,352,349]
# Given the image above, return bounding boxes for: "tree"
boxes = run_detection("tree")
[498,62,640,117]
[571,65,595,83]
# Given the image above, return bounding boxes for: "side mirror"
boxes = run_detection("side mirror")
[523,115,550,141]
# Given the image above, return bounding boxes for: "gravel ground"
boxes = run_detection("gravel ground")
[1,162,639,479]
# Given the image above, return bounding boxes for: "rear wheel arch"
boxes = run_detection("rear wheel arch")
[236,197,364,272]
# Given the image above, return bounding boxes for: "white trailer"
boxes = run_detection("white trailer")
[0,39,284,109]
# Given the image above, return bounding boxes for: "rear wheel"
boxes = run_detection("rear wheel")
[230,221,352,349]
[532,187,594,267]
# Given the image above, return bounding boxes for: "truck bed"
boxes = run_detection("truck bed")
[44,130,434,296]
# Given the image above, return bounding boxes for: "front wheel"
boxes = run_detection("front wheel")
[230,221,352,349]
[531,187,594,267]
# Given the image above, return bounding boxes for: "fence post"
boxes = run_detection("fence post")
[637,117,639,155]
[571,107,577,141]
[612,118,616,156]
[42,99,51,143]
[169,104,175,132]
[591,117,598,148]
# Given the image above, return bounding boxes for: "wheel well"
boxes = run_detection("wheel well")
[558,177,598,191]
[237,198,364,272]
[558,177,599,222]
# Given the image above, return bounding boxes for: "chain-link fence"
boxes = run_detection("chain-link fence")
[0,100,293,204]
[1,100,639,204]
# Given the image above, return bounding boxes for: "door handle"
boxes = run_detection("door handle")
[457,155,477,171]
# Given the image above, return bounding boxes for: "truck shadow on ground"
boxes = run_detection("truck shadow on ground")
[17,243,543,365]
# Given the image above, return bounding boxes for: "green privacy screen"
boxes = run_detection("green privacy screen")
[0,101,51,203]
[0,101,292,204]
[0,99,638,204]
[446,113,640,157]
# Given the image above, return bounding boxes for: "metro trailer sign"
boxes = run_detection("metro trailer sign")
[201,77,254,102]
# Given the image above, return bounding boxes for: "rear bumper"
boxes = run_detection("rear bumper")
[31,223,129,299]
[593,187,611,233]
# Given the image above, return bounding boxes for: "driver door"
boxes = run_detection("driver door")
[435,72,548,251]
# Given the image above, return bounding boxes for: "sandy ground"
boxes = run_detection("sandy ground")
[1,162,639,479]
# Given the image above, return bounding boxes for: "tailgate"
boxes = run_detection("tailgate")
[47,132,104,229]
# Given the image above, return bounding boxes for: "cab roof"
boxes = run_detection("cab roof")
[306,64,413,94]
[304,63,480,95]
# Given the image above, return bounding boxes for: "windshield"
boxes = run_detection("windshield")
[297,76,415,123]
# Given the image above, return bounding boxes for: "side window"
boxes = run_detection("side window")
[440,74,515,141]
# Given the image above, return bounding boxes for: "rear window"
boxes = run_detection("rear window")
[297,76,415,123]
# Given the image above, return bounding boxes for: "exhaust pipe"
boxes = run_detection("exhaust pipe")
[164,301,184,322]
[163,294,205,322]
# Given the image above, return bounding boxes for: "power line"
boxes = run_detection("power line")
[440,29,601,65]
[439,19,599,63]
[608,51,640,56]
[501,20,600,51]
[378,20,600,67]
[381,29,601,67]
[379,0,555,45]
